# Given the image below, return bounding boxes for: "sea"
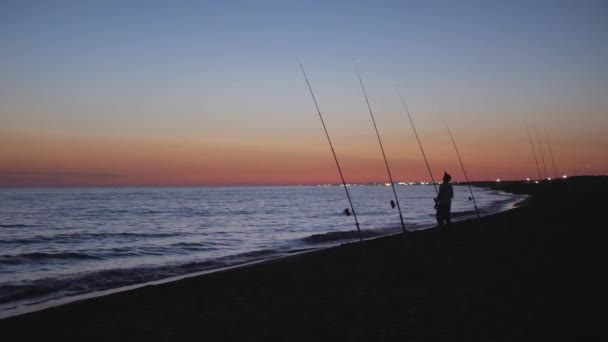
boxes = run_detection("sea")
[0,185,524,318]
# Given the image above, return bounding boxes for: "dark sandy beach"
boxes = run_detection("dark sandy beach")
[2,176,606,341]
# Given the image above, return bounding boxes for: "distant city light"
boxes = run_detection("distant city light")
[496,178,501,182]
[535,181,539,184]
[526,178,530,181]
[548,177,552,180]
[563,175,568,178]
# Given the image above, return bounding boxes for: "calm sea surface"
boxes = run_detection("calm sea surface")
[0,185,523,318]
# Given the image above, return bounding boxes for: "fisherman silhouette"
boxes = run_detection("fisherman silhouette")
[436,171,454,229]
[390,200,396,209]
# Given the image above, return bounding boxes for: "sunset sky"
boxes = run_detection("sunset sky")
[1,1,607,186]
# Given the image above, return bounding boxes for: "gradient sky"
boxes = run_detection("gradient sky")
[1,0,607,186]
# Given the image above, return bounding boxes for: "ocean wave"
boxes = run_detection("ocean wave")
[0,240,221,265]
[303,228,395,243]
[0,259,227,305]
[0,224,32,228]
[0,283,58,305]
[0,247,286,305]
[0,231,190,245]
[88,231,187,239]
[225,249,277,259]
[0,251,101,265]
[169,241,218,250]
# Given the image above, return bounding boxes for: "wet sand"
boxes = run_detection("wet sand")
[2,176,606,341]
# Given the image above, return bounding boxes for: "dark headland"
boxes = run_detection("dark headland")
[3,176,606,341]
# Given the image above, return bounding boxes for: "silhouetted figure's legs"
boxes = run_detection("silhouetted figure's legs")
[436,205,451,229]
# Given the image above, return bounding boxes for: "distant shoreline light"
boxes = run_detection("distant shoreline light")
[317,181,442,187]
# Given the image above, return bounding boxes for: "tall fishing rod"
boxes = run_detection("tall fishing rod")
[396,88,439,195]
[443,120,480,218]
[355,65,407,235]
[545,133,558,179]
[534,128,549,180]
[299,63,363,242]
[524,122,543,181]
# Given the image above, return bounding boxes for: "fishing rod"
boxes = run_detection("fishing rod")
[299,63,363,242]
[396,88,439,195]
[545,133,558,179]
[443,120,480,218]
[355,64,407,235]
[534,128,549,180]
[524,122,543,181]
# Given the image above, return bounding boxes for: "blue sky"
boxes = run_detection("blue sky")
[1,1,607,185]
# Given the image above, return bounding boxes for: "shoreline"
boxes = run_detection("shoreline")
[0,186,524,320]
[3,176,605,340]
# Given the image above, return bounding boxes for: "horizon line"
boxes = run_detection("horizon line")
[0,175,590,189]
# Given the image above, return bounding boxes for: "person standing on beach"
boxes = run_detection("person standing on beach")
[435,172,453,228]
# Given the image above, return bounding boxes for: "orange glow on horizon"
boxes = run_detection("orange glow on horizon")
[1,128,606,187]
